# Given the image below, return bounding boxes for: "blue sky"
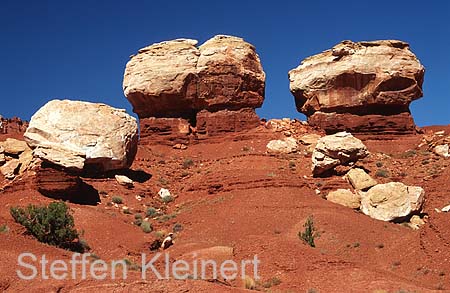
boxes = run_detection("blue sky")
[1,0,449,126]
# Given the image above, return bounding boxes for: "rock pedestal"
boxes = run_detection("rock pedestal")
[289,40,424,136]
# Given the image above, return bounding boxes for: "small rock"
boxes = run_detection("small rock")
[312,132,368,176]
[0,159,21,179]
[266,137,298,154]
[326,189,361,209]
[135,195,142,201]
[115,175,134,187]
[441,204,450,212]
[158,188,171,199]
[345,168,377,190]
[410,215,425,227]
[298,134,321,146]
[173,143,188,150]
[0,153,5,165]
[434,144,449,158]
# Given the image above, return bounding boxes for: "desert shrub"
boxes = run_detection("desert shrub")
[133,214,143,226]
[146,207,158,217]
[10,201,85,252]
[299,215,318,248]
[262,276,282,288]
[161,195,174,204]
[375,169,390,178]
[141,221,153,233]
[376,161,383,168]
[182,158,194,169]
[243,275,256,290]
[111,196,123,204]
[173,223,183,233]
[0,224,9,233]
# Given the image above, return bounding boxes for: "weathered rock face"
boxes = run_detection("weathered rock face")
[360,182,425,221]
[345,168,377,191]
[326,189,360,209]
[124,35,265,118]
[24,100,138,173]
[0,117,28,135]
[266,137,298,154]
[312,132,369,176]
[196,108,260,137]
[123,35,265,143]
[289,40,424,135]
[139,117,191,146]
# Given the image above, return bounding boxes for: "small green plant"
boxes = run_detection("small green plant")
[141,221,153,233]
[123,258,141,271]
[375,169,390,178]
[299,215,318,248]
[134,214,143,226]
[157,213,177,223]
[262,276,282,288]
[0,224,9,233]
[10,202,85,252]
[161,195,174,204]
[123,208,132,214]
[267,172,276,177]
[111,196,123,204]
[173,223,183,233]
[182,158,194,169]
[146,207,158,217]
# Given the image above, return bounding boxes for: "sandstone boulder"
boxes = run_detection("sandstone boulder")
[115,175,133,187]
[289,40,424,135]
[326,189,361,209]
[0,159,20,179]
[0,138,30,155]
[266,137,298,154]
[360,182,425,221]
[24,100,138,173]
[123,35,265,118]
[434,144,449,158]
[345,168,377,190]
[312,132,369,176]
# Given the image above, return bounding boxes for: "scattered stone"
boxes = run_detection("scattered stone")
[360,182,425,221]
[345,168,377,190]
[0,153,5,165]
[0,159,20,179]
[299,134,321,146]
[441,204,450,212]
[173,143,187,150]
[115,175,134,187]
[24,100,138,172]
[434,144,449,158]
[326,189,361,209]
[158,188,171,199]
[0,138,30,155]
[312,132,368,176]
[266,137,298,154]
[289,40,424,135]
[408,215,425,230]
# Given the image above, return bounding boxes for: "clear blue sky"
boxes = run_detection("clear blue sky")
[1,0,449,126]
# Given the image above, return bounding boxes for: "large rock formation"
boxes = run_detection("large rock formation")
[24,100,138,173]
[0,117,28,135]
[123,35,265,144]
[289,40,424,135]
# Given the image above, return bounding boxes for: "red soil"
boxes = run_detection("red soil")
[0,124,449,292]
